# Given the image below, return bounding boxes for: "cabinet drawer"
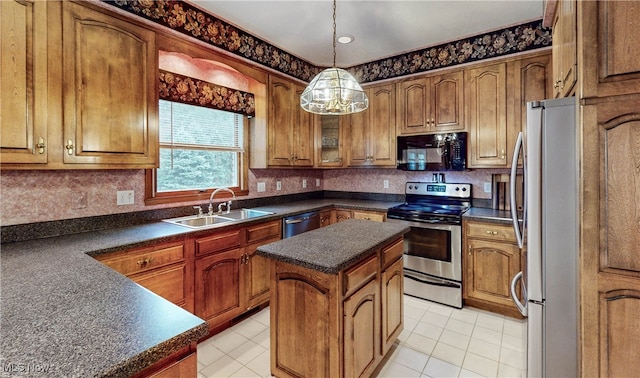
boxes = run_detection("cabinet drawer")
[466,222,516,242]
[195,229,242,256]
[132,263,186,305]
[352,210,386,222]
[99,243,184,276]
[382,238,404,269]
[343,255,379,296]
[246,220,281,244]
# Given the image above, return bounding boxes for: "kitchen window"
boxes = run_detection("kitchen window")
[145,100,249,205]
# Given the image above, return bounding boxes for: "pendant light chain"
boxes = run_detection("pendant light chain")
[332,0,337,68]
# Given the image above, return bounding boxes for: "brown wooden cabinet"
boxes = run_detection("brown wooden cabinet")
[551,0,577,98]
[267,75,314,167]
[269,237,403,378]
[334,208,386,224]
[465,62,508,168]
[194,220,280,331]
[0,0,49,164]
[319,209,333,227]
[96,240,193,312]
[2,0,159,169]
[463,219,524,318]
[346,83,396,167]
[315,115,345,168]
[396,70,465,135]
[60,1,158,167]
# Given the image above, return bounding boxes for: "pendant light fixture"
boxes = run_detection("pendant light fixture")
[300,0,368,115]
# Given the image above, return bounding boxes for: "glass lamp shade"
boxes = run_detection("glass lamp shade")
[300,68,368,115]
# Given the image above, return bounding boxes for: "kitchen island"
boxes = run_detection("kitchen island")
[257,219,409,378]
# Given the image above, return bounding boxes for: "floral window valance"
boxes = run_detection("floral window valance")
[159,69,255,117]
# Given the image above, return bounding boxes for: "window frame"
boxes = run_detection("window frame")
[144,115,249,206]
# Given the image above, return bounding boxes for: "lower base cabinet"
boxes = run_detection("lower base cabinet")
[463,219,524,318]
[194,220,281,332]
[269,238,403,378]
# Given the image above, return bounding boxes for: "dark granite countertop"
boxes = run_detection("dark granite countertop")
[1,198,401,377]
[463,207,522,224]
[256,219,410,274]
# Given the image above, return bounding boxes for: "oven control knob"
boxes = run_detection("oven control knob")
[455,187,460,191]
[462,187,467,191]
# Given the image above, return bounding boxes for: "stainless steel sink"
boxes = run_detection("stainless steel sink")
[219,209,274,220]
[163,209,274,229]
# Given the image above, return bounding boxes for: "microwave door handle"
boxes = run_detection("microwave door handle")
[510,132,524,248]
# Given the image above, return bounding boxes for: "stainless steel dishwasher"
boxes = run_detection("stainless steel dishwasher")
[282,211,320,238]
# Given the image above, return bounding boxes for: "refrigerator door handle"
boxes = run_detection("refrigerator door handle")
[510,271,528,316]
[510,132,525,248]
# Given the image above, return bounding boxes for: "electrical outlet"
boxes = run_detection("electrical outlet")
[117,190,134,206]
[302,179,307,188]
[316,179,320,187]
[484,182,492,193]
[276,181,282,191]
[257,182,266,192]
[383,179,389,189]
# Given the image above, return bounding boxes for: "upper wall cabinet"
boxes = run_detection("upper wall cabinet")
[396,70,465,135]
[315,115,344,168]
[61,1,158,167]
[346,84,396,167]
[580,0,640,98]
[1,0,48,164]
[267,75,314,167]
[466,62,508,167]
[551,0,577,98]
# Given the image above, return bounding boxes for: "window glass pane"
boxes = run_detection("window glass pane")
[157,148,238,192]
[159,99,241,148]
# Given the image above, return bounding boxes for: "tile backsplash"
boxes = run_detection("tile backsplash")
[1,168,504,226]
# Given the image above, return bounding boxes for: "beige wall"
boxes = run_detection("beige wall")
[0,168,498,226]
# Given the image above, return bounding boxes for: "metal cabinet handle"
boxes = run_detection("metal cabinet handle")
[36,137,46,154]
[137,257,154,266]
[65,139,74,155]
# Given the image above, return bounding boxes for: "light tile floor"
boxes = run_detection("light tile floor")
[197,295,527,378]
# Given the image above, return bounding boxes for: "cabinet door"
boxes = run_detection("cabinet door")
[131,263,188,309]
[61,2,158,167]
[319,209,333,227]
[268,76,295,166]
[245,237,279,309]
[292,85,314,167]
[335,209,352,223]
[381,258,403,355]
[195,248,244,325]
[0,0,48,164]
[346,103,369,166]
[397,78,430,135]
[316,115,344,167]
[432,70,465,132]
[369,84,396,166]
[559,0,577,97]
[344,278,381,378]
[466,62,508,167]
[465,238,520,309]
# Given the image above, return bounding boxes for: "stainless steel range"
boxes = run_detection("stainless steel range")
[387,182,471,308]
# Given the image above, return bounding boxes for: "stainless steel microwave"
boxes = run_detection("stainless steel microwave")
[397,132,467,171]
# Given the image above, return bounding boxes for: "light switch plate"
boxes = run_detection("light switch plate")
[276,181,282,191]
[484,182,492,193]
[316,179,320,187]
[383,179,389,189]
[302,179,307,188]
[117,190,134,205]
[257,182,266,192]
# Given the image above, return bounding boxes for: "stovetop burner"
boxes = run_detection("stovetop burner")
[387,182,472,223]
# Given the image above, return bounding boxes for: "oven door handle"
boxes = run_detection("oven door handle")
[404,271,461,289]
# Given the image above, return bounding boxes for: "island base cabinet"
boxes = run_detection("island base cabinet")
[344,279,381,378]
[269,237,404,378]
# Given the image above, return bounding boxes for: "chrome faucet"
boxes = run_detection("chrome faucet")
[209,187,236,215]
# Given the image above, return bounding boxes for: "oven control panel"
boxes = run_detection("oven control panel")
[405,182,471,198]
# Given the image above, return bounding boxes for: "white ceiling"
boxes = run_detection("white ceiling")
[190,0,543,68]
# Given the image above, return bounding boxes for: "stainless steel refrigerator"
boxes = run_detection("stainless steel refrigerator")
[509,97,578,377]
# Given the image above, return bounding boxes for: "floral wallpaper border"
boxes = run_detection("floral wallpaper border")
[107,1,551,84]
[159,69,256,116]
